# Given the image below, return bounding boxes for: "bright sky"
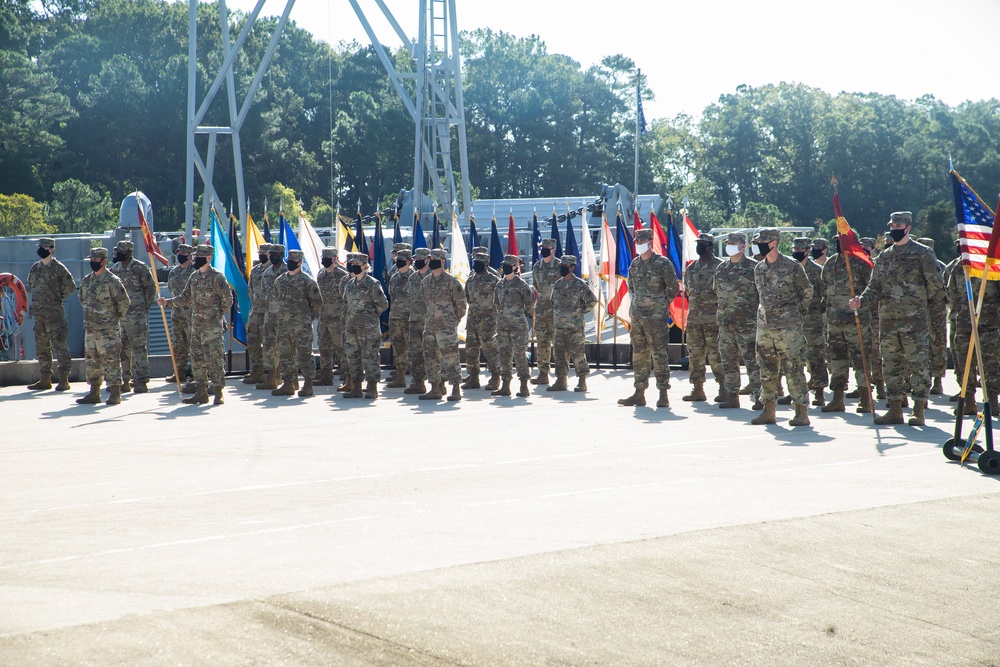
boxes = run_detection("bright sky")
[218,0,1000,120]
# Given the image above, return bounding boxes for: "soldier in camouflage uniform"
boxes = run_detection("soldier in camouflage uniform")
[851,212,944,426]
[811,238,830,268]
[751,228,813,426]
[76,247,129,406]
[463,252,501,391]
[917,237,948,395]
[270,250,322,398]
[530,238,561,385]
[386,243,412,386]
[944,243,979,414]
[714,232,761,410]
[618,228,679,408]
[419,248,467,401]
[549,255,597,393]
[165,244,196,388]
[316,247,349,387]
[386,242,411,285]
[493,253,533,397]
[342,253,388,399]
[791,237,829,406]
[404,248,432,395]
[471,246,502,278]
[26,237,76,392]
[818,236,874,413]
[110,240,155,393]
[683,232,726,402]
[255,244,287,391]
[853,236,885,400]
[242,243,273,385]
[158,245,233,405]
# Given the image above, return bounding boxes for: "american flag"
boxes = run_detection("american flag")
[951,170,1000,281]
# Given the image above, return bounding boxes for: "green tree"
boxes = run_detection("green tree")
[0,193,56,236]
[47,178,114,233]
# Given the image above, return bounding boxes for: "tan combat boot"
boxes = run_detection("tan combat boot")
[120,380,132,394]
[875,381,886,399]
[105,385,122,405]
[27,374,52,390]
[363,380,378,399]
[492,379,512,396]
[930,377,944,394]
[242,368,265,385]
[344,382,364,398]
[989,394,1000,415]
[618,387,646,406]
[338,376,354,392]
[961,389,978,416]
[718,392,739,409]
[404,379,426,395]
[738,383,752,395]
[856,390,872,413]
[574,376,587,393]
[271,380,296,396]
[714,388,728,403]
[314,369,334,386]
[212,386,224,405]
[656,388,671,408]
[682,382,706,402]
[181,380,198,394]
[845,388,861,399]
[418,382,443,400]
[485,372,501,392]
[908,399,926,426]
[546,376,569,392]
[298,378,314,397]
[75,383,101,404]
[447,382,462,401]
[386,373,408,388]
[821,388,845,413]
[255,371,277,391]
[132,381,148,394]
[874,400,905,425]
[461,373,480,389]
[811,389,825,407]
[751,400,777,425]
[530,370,549,385]
[789,403,810,426]
[54,373,71,392]
[182,385,209,405]
[517,378,530,397]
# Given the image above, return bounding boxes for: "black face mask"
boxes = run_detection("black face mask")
[889,228,907,243]
[349,264,363,275]
[473,260,486,273]
[269,253,282,265]
[37,247,51,259]
[286,260,300,271]
[193,256,208,269]
[810,247,824,260]
[176,254,189,265]
[414,258,427,270]
[112,252,124,263]
[429,259,443,270]
[756,242,772,257]
[502,264,514,275]
[559,265,571,276]
[322,258,334,268]
[90,260,104,272]
[696,244,712,257]
[540,247,552,257]
[259,253,268,264]
[395,258,407,269]
[791,251,807,262]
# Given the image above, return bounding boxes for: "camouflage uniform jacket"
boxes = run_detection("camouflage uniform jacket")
[274,271,322,326]
[753,254,812,330]
[684,256,723,325]
[420,271,467,330]
[79,270,130,332]
[165,267,233,327]
[531,259,562,310]
[801,259,824,319]
[27,258,76,317]
[858,241,944,320]
[552,275,598,330]
[494,276,533,331]
[407,270,430,323]
[714,257,759,327]
[110,258,155,316]
[819,254,873,326]
[465,270,500,320]
[248,261,271,309]
[343,274,389,332]
[627,254,679,321]
[317,266,349,319]
[263,262,288,317]
[167,264,197,319]
[388,269,415,321]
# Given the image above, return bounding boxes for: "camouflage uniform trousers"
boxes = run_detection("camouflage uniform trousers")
[318,315,346,373]
[880,322,931,401]
[423,326,462,385]
[951,322,977,389]
[978,328,1000,397]
[33,312,71,377]
[465,316,499,376]
[120,312,150,384]
[190,324,226,389]
[388,316,408,374]
[686,322,725,386]
[630,316,671,390]
[756,326,809,405]
[802,321,829,391]
[497,329,530,381]
[244,308,264,373]
[170,312,191,376]
[552,327,588,379]
[826,318,870,391]
[85,327,123,388]
[278,320,316,382]
[262,312,280,375]
[345,325,381,384]
[408,320,426,383]
[930,301,948,379]
[534,312,554,373]
[869,313,883,385]
[718,322,760,398]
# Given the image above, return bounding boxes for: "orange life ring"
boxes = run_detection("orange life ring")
[0,272,29,326]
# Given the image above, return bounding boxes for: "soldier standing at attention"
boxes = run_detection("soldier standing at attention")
[26,237,76,392]
[492,254,534,397]
[463,251,501,391]
[419,248,467,402]
[404,247,431,395]
[549,255,597,393]
[714,232,760,410]
[471,246,502,278]
[271,250,322,398]
[683,233,726,403]
[165,244,196,389]
[811,238,830,268]
[850,212,945,426]
[158,245,233,405]
[530,238,561,385]
[944,240,977,412]
[77,247,130,405]
[255,244,287,391]
[618,228,679,408]
[316,247,349,387]
[791,237,829,406]
[242,243,272,385]
[917,237,948,395]
[342,253,388,399]
[110,240,155,393]
[385,248,413,389]
[751,228,813,427]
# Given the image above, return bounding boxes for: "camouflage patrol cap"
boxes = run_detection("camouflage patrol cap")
[917,237,935,249]
[89,247,108,260]
[471,246,489,255]
[430,248,447,261]
[696,232,715,243]
[727,232,747,244]
[503,253,520,266]
[541,238,557,248]
[115,240,134,252]
[792,237,813,250]
[392,242,411,252]
[259,243,272,253]
[37,237,55,248]
[887,211,912,226]
[472,252,489,262]
[635,229,653,243]
[287,249,304,262]
[413,248,431,259]
[321,247,337,259]
[753,228,781,243]
[271,244,285,254]
[354,252,369,264]
[195,244,214,257]
[396,249,412,261]
[175,243,194,254]
[859,237,876,249]
[812,238,829,249]
[559,254,577,266]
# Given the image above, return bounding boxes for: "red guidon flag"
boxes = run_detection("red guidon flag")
[136,194,168,266]
[833,191,873,268]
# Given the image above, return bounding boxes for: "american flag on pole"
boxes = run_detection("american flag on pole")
[951,170,1000,280]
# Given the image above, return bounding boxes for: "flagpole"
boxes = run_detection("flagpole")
[138,189,181,394]
[634,69,640,199]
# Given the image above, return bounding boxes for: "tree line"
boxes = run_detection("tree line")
[3,0,1000,260]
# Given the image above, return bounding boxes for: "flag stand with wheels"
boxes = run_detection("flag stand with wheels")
[943,403,998,475]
